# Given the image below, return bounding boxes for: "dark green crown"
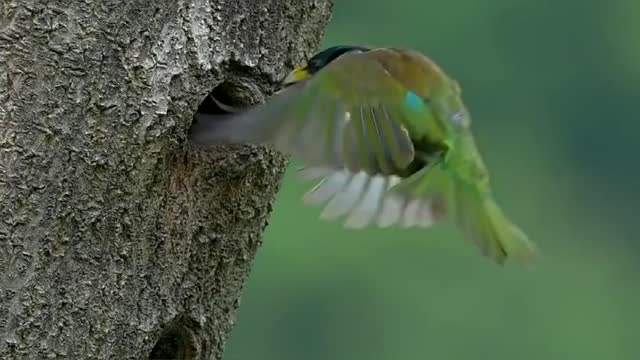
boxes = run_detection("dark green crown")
[305,45,370,74]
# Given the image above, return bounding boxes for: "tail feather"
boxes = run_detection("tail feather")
[395,161,538,265]
[452,182,538,265]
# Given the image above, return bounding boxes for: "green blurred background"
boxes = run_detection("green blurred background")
[225,1,640,359]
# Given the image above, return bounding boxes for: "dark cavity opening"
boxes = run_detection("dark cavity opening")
[149,316,197,360]
[189,80,257,145]
[195,81,245,116]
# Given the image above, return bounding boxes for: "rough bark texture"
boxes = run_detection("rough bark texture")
[0,1,331,359]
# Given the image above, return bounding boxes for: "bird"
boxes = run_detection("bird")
[189,45,539,265]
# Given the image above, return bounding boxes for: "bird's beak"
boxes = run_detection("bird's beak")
[281,65,311,87]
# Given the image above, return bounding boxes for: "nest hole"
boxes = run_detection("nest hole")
[149,317,197,360]
[196,81,248,116]
[188,80,259,146]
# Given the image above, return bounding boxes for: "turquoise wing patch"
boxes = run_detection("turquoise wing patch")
[404,91,424,110]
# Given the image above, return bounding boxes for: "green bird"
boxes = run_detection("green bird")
[190,45,539,265]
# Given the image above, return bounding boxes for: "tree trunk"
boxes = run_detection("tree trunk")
[0,1,331,359]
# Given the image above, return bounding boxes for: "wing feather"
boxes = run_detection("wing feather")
[191,49,436,177]
[199,51,418,174]
[300,166,449,231]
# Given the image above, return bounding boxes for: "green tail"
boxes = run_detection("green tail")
[451,182,538,265]
[394,159,538,265]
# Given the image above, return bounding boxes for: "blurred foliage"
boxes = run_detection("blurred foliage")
[224,0,640,359]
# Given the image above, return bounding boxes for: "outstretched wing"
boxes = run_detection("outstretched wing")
[285,50,419,175]
[285,51,451,228]
[192,49,435,175]
[190,49,450,229]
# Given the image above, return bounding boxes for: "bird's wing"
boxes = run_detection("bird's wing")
[190,50,450,229]
[297,146,454,229]
[193,50,432,175]
[276,51,449,228]
[289,50,420,174]
[298,164,449,229]
[281,51,449,228]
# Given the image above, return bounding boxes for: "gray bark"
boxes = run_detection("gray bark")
[0,1,331,359]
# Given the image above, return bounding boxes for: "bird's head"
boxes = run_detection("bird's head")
[281,45,370,87]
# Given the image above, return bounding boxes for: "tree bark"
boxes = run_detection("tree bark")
[0,1,331,359]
